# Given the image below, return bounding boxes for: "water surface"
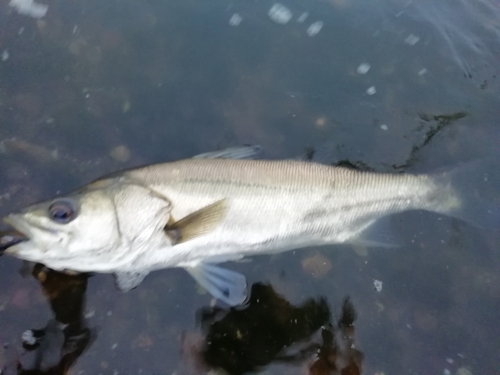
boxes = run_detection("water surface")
[0,0,499,374]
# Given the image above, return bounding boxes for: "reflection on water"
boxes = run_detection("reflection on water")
[1,266,92,374]
[170,283,361,375]
[402,0,500,80]
[0,0,499,373]
[1,271,363,375]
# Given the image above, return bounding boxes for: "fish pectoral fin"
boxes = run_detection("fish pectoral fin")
[184,263,248,306]
[191,145,261,159]
[352,217,400,248]
[164,199,228,245]
[114,271,149,292]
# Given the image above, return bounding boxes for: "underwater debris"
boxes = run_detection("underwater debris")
[392,111,468,170]
[302,252,332,279]
[0,138,59,162]
[109,145,131,163]
[373,279,383,292]
[418,112,468,147]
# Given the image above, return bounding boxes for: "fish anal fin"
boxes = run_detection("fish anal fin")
[165,199,228,244]
[351,217,400,248]
[114,271,149,292]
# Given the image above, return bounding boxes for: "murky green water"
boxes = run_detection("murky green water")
[0,0,499,374]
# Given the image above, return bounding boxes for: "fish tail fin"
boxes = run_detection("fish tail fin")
[429,159,500,229]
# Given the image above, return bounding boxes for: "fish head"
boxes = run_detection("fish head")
[3,188,122,269]
[3,177,172,272]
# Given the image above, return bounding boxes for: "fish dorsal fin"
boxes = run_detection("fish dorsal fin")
[165,199,228,245]
[191,145,261,159]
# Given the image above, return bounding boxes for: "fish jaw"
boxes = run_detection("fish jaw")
[4,214,37,240]
[2,239,45,264]
[2,213,88,271]
[3,214,56,260]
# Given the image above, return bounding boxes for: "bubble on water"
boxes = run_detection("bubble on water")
[373,279,383,292]
[268,3,292,25]
[297,12,308,23]
[405,34,420,45]
[357,63,371,74]
[229,13,242,26]
[307,21,324,36]
[9,0,48,19]
[366,86,376,95]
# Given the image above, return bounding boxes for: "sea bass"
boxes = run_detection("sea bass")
[3,147,499,305]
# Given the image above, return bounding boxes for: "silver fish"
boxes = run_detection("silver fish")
[3,147,499,305]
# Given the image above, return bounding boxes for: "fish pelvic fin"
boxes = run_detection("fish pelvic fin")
[164,199,228,244]
[185,263,248,306]
[429,159,500,229]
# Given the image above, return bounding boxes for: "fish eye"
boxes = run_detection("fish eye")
[48,199,77,224]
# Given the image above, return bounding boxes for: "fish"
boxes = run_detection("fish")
[2,146,499,306]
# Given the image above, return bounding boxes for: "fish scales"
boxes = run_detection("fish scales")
[125,159,434,265]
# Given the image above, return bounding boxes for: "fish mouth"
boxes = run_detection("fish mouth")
[2,215,36,254]
[4,214,34,238]
[0,230,28,253]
